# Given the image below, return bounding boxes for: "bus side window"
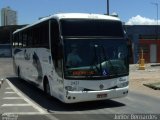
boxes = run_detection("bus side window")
[19,33,22,47]
[13,33,18,47]
[40,21,49,48]
[51,20,63,77]
[22,32,27,47]
[27,30,33,47]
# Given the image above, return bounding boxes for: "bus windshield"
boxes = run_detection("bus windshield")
[64,38,129,79]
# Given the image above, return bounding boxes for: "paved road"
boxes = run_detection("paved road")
[0,58,160,120]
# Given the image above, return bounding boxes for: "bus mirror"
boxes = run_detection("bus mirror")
[57,43,63,59]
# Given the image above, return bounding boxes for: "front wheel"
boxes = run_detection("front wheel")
[17,67,20,78]
[44,79,51,97]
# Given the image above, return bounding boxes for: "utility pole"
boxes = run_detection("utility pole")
[151,2,159,40]
[107,0,109,15]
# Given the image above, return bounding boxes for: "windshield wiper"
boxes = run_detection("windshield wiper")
[89,44,108,76]
[99,45,118,76]
[87,44,118,78]
[90,44,101,74]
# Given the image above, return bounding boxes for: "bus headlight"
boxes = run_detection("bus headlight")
[117,81,129,88]
[65,86,76,91]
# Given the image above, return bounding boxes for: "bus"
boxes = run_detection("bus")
[0,44,12,57]
[12,13,130,103]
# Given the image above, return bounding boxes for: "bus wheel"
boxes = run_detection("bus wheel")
[44,78,51,97]
[17,67,20,78]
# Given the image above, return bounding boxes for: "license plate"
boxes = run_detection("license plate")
[97,93,107,98]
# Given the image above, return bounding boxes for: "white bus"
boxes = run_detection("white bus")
[12,13,130,103]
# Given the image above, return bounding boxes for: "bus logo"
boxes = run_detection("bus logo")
[99,84,104,90]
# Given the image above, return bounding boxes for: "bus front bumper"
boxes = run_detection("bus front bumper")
[63,86,129,103]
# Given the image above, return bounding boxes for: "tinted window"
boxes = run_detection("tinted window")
[60,19,124,37]
[13,21,49,48]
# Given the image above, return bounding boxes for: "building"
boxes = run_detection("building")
[125,25,160,63]
[1,7,17,26]
[0,25,26,57]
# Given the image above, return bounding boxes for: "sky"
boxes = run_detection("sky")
[0,0,160,25]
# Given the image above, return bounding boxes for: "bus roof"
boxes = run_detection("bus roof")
[13,13,121,34]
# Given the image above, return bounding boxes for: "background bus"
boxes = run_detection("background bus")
[0,44,12,57]
[12,13,129,103]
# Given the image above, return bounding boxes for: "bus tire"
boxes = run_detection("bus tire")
[17,67,20,78]
[44,77,51,97]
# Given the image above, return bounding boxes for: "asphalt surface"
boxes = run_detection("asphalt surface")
[0,58,160,120]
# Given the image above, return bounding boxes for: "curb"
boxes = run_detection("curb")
[151,64,160,67]
[143,82,160,90]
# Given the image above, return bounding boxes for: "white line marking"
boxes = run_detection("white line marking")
[3,97,23,100]
[2,104,31,107]
[6,79,59,120]
[6,79,47,114]
[5,92,16,94]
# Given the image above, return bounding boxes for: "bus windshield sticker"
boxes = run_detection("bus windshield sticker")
[103,69,109,76]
